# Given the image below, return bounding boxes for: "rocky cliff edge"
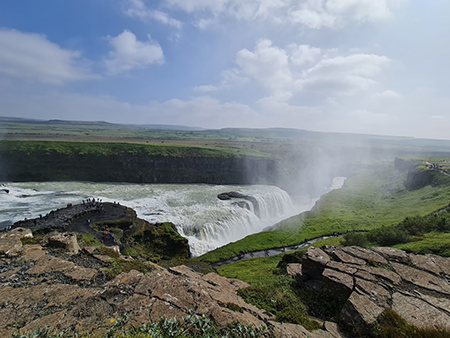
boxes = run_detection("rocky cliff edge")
[0,228,341,338]
[292,245,450,334]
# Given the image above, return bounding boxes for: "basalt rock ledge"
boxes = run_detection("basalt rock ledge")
[296,245,450,334]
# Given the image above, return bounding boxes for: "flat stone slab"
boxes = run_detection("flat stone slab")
[302,245,450,332]
[391,262,450,296]
[392,292,450,330]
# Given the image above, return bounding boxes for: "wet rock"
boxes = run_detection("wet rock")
[217,192,260,217]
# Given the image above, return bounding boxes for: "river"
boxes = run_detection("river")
[0,178,345,256]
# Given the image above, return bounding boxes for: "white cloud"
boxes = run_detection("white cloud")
[164,0,406,29]
[288,44,322,66]
[289,0,405,28]
[194,85,218,92]
[194,18,217,30]
[165,0,229,13]
[297,53,390,95]
[0,29,96,85]
[104,30,164,75]
[373,90,401,99]
[231,39,389,97]
[126,0,182,29]
[235,39,292,92]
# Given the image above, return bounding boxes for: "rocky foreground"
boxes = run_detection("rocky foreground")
[2,226,450,337]
[0,228,343,338]
[292,245,450,334]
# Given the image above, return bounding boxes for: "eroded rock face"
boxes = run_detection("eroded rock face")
[1,231,335,338]
[301,245,450,331]
[46,232,81,254]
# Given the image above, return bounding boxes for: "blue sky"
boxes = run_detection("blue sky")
[1,0,450,139]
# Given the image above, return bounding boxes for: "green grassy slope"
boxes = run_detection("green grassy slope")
[198,162,450,264]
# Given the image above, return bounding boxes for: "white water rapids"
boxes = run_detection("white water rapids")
[0,178,345,256]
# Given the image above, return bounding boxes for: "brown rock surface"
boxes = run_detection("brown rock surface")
[1,231,334,338]
[46,232,81,254]
[286,263,303,279]
[302,247,330,279]
[302,245,450,331]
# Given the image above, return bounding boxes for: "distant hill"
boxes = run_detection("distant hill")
[131,124,205,131]
[0,116,204,131]
[2,115,450,151]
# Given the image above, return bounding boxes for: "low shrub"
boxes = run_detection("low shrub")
[343,232,369,247]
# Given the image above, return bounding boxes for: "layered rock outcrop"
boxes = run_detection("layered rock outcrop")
[0,229,341,338]
[299,245,450,332]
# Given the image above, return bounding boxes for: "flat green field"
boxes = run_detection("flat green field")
[0,139,271,159]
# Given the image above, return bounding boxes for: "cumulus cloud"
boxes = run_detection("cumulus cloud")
[104,30,164,75]
[0,29,96,85]
[236,39,292,92]
[125,0,182,29]
[288,44,322,66]
[231,39,390,97]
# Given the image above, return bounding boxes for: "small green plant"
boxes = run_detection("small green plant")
[106,310,268,338]
[105,259,153,280]
[20,237,42,245]
[12,325,79,338]
[365,308,450,338]
[237,278,321,331]
[81,234,102,247]
[218,301,244,313]
[96,246,120,259]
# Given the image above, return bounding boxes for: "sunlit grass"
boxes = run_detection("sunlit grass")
[394,232,450,257]
[199,163,450,264]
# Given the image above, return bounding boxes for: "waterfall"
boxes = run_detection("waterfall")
[177,186,296,256]
[0,181,347,257]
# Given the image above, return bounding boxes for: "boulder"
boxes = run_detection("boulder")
[0,235,22,257]
[1,227,33,239]
[46,232,80,254]
[302,247,330,279]
[340,292,384,327]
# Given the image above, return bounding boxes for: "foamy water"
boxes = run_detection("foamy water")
[0,179,345,256]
